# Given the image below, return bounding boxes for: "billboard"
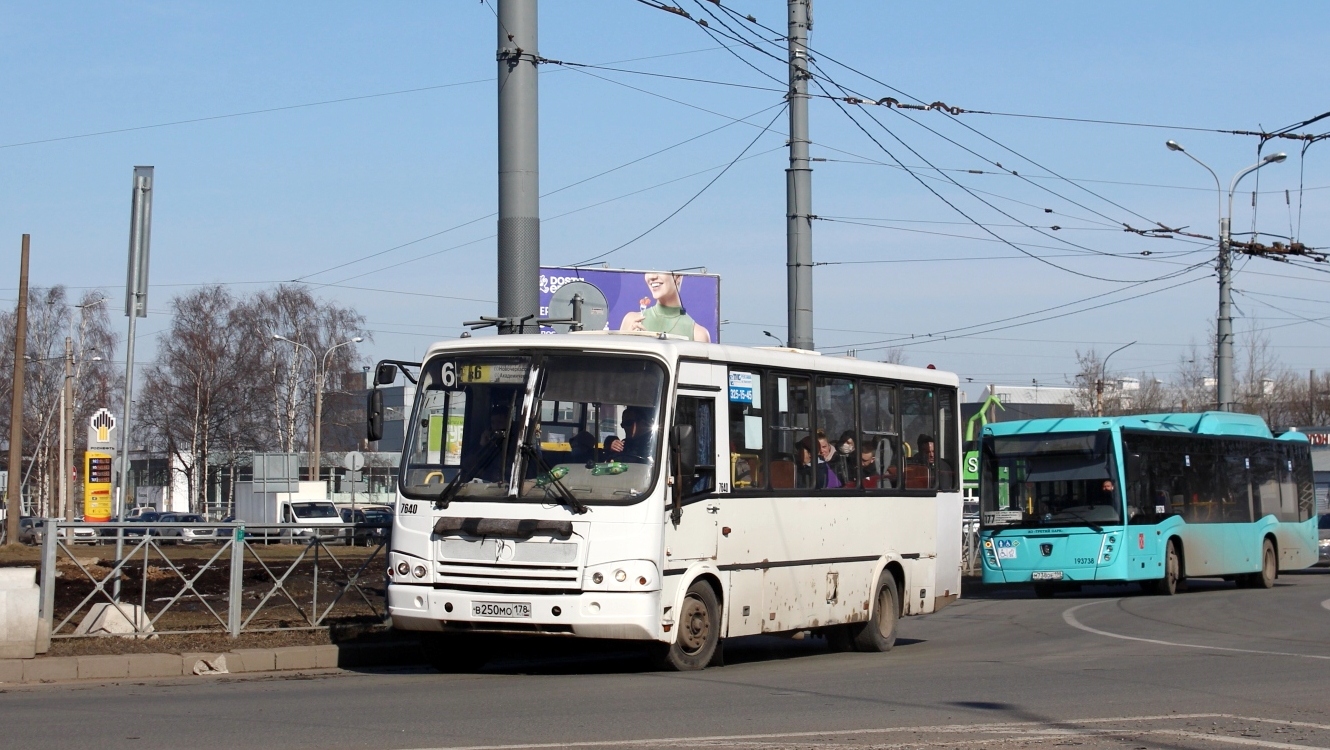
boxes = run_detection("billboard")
[539,267,721,342]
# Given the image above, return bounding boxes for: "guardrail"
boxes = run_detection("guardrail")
[35,521,390,640]
[962,518,980,576]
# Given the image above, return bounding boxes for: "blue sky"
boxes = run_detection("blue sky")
[3,1,1328,396]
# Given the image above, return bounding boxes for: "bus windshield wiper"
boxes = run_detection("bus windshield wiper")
[434,434,506,508]
[1051,507,1103,533]
[523,444,588,515]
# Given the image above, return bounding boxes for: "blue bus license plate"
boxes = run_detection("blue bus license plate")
[1031,571,1063,581]
[473,601,532,618]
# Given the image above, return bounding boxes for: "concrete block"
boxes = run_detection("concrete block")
[77,654,130,680]
[0,659,24,683]
[183,652,229,675]
[23,656,78,682]
[272,646,318,671]
[73,603,153,638]
[127,653,182,679]
[228,648,275,673]
[312,645,340,669]
[0,567,39,660]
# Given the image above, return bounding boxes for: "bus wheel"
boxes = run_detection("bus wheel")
[1034,583,1056,598]
[1158,540,1181,596]
[851,576,899,652]
[422,633,492,673]
[659,581,720,671]
[1256,539,1277,589]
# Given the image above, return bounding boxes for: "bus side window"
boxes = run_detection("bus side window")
[769,374,811,490]
[901,387,937,490]
[675,396,716,500]
[937,388,959,491]
[727,369,764,490]
[859,382,899,491]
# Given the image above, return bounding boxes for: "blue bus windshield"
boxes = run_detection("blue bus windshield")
[981,431,1122,529]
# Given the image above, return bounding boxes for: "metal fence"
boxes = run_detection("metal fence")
[36,521,389,641]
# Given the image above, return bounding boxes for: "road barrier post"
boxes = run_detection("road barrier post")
[228,525,244,637]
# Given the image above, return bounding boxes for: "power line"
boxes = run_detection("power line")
[567,103,787,266]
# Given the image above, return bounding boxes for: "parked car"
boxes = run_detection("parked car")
[68,519,101,545]
[1319,513,1330,565]
[17,518,44,545]
[339,507,393,546]
[156,513,217,544]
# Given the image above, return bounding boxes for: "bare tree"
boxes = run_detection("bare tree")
[138,287,251,513]
[0,287,119,516]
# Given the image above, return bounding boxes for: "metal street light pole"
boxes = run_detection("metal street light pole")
[1166,141,1285,412]
[273,335,362,488]
[1095,340,1136,417]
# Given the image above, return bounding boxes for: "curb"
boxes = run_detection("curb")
[0,641,422,684]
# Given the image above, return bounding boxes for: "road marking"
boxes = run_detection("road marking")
[1321,598,1330,612]
[1063,600,1330,661]
[397,713,1330,750]
[1156,730,1329,749]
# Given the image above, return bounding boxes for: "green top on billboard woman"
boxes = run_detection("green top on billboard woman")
[618,272,712,342]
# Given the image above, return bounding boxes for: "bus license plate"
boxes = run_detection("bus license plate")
[472,601,531,619]
[1031,571,1063,581]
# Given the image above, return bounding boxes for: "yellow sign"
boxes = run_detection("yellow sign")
[84,451,113,522]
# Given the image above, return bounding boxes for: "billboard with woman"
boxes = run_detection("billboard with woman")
[539,267,721,342]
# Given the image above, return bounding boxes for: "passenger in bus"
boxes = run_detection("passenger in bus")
[857,438,882,489]
[795,433,842,489]
[605,407,655,463]
[830,430,857,487]
[569,430,597,466]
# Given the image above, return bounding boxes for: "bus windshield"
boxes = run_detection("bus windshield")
[980,430,1121,529]
[400,352,666,504]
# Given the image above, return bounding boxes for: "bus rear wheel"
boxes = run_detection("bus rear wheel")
[657,581,720,671]
[850,576,899,652]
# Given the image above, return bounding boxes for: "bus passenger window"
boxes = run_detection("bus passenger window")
[859,382,899,490]
[674,396,716,498]
[769,375,810,490]
[902,387,938,490]
[728,369,764,489]
[816,377,857,490]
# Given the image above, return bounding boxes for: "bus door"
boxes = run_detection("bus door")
[665,374,724,567]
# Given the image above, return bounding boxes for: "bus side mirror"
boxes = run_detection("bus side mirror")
[672,425,697,482]
[367,389,384,442]
[375,363,398,386]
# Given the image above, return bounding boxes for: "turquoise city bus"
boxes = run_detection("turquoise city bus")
[979,412,1318,597]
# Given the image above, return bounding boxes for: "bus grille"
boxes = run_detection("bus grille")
[435,537,582,592]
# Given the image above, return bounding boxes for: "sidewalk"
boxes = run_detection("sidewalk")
[0,640,423,684]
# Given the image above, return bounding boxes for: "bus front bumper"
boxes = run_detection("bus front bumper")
[387,583,661,641]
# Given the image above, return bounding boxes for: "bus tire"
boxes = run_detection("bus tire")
[1255,538,1277,589]
[851,575,899,653]
[658,580,721,671]
[1157,539,1182,596]
[421,633,492,673]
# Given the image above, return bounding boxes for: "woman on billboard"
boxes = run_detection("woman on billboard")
[618,271,712,342]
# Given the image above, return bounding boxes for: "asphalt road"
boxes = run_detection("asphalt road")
[4,570,1328,750]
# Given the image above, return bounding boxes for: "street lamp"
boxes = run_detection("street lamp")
[1095,341,1136,417]
[273,334,363,485]
[1166,141,1286,412]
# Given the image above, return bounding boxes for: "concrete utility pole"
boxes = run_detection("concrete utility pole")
[785,0,814,351]
[496,0,540,335]
[5,235,31,546]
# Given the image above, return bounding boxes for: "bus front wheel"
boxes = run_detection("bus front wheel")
[1157,540,1182,596]
[851,575,899,652]
[1254,538,1276,589]
[658,581,721,671]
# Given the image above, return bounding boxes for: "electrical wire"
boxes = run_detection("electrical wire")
[566,103,787,266]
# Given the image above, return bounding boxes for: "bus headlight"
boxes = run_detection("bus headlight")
[584,560,657,591]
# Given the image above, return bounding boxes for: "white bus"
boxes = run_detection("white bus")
[378,333,962,670]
